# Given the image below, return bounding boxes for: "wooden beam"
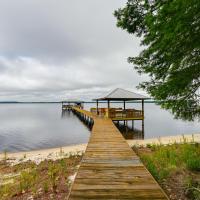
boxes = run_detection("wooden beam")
[132,120,134,130]
[142,99,144,136]
[107,100,110,118]
[96,100,99,115]
[142,99,144,117]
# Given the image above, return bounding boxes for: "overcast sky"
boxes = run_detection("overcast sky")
[0,0,147,101]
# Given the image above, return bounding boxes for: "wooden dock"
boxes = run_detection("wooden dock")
[68,107,168,199]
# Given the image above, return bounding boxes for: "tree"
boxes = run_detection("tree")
[114,0,200,121]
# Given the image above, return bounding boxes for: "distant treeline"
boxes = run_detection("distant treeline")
[0,100,164,104]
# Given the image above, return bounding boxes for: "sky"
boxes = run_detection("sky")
[0,0,147,102]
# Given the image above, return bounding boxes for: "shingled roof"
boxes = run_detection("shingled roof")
[94,88,149,101]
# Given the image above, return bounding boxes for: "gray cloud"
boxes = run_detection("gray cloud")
[0,0,146,101]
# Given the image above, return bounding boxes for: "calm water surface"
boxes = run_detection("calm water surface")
[0,103,199,152]
[0,104,90,152]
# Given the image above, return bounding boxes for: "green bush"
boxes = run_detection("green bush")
[185,177,200,200]
[43,181,49,193]
[139,143,200,181]
[186,157,200,171]
[48,162,59,193]
[141,155,160,180]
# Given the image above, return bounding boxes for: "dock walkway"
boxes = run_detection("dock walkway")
[68,107,168,199]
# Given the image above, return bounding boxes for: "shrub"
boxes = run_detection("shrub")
[141,155,160,180]
[185,177,200,200]
[0,184,10,199]
[3,150,7,164]
[43,181,49,193]
[139,143,200,181]
[19,171,32,192]
[186,157,200,171]
[48,162,59,193]
[19,169,37,193]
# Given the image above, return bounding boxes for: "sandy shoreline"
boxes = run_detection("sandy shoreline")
[1,133,199,165]
[0,144,87,165]
[127,133,200,147]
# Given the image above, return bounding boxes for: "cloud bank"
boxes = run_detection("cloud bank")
[0,0,146,101]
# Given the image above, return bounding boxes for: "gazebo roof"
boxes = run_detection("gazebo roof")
[94,88,150,101]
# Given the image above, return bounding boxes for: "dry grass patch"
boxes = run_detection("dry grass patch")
[0,154,82,200]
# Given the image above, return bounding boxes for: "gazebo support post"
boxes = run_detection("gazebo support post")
[123,100,126,127]
[126,120,128,134]
[142,99,144,136]
[96,100,99,115]
[107,100,110,118]
[132,120,134,130]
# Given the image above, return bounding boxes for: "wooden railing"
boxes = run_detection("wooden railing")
[63,105,83,110]
[62,105,73,109]
[90,108,143,119]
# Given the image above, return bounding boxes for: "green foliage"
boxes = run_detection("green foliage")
[3,150,7,164]
[48,162,59,193]
[180,143,200,171]
[186,158,200,171]
[19,169,37,193]
[139,143,200,181]
[43,181,49,193]
[0,156,81,199]
[141,155,160,180]
[146,143,158,151]
[0,184,10,199]
[185,177,200,200]
[114,0,200,121]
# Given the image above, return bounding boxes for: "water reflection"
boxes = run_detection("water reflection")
[0,104,90,152]
[61,110,71,118]
[114,121,144,140]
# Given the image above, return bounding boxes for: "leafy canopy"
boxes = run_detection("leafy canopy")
[114,0,200,121]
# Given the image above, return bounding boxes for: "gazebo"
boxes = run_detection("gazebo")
[93,88,150,135]
[61,99,84,110]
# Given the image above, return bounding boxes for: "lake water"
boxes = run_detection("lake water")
[0,103,199,152]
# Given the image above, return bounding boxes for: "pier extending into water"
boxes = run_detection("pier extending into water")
[68,107,168,199]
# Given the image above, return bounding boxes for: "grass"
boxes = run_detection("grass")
[3,150,7,164]
[134,142,200,200]
[0,154,82,200]
[19,169,37,193]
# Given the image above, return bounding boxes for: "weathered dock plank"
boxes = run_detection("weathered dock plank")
[68,108,168,200]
